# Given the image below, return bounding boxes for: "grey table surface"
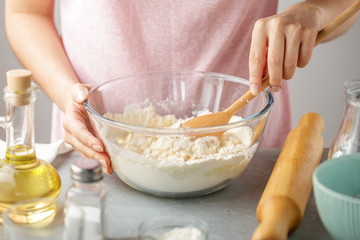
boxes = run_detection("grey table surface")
[1,148,333,240]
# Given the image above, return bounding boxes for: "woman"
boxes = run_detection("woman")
[5,0,358,174]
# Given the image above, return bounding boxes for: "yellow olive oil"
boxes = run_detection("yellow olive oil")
[0,145,61,224]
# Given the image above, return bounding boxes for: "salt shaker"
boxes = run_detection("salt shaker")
[329,79,360,159]
[64,158,107,240]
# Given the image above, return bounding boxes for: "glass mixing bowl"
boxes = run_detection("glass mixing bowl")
[84,71,273,198]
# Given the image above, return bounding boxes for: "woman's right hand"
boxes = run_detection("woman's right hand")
[62,83,113,175]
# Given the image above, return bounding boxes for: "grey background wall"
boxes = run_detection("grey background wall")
[1,1,360,146]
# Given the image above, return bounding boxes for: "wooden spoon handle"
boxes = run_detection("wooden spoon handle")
[225,0,360,118]
[316,0,360,46]
[225,75,269,116]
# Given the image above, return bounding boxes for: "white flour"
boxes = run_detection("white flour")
[160,227,204,240]
[103,104,256,196]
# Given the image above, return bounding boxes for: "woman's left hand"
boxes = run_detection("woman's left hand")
[62,83,113,175]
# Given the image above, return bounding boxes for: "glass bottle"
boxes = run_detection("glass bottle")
[328,79,360,159]
[0,69,61,224]
[64,158,107,240]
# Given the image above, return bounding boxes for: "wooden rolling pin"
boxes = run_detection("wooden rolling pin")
[252,112,324,240]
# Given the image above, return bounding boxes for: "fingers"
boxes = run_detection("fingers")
[249,14,318,94]
[71,83,92,103]
[283,24,301,80]
[249,19,268,96]
[298,28,317,68]
[64,129,113,175]
[63,83,113,175]
[267,20,285,91]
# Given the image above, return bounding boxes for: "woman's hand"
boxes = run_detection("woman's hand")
[249,0,359,95]
[249,3,321,95]
[63,84,113,175]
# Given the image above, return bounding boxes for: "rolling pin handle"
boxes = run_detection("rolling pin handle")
[252,196,301,240]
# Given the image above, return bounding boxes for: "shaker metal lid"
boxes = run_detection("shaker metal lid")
[71,158,103,182]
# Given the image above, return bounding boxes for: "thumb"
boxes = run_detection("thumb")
[71,83,92,103]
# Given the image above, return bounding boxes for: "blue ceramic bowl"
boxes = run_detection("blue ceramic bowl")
[313,154,360,240]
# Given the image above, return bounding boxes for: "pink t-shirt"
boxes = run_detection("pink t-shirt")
[53,0,291,148]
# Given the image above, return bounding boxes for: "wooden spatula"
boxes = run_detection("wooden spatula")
[181,0,360,136]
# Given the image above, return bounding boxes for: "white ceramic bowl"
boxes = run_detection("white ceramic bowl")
[84,71,273,198]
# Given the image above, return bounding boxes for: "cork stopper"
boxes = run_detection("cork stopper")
[6,69,32,91]
[5,69,33,106]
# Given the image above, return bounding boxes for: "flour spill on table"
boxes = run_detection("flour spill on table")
[160,227,204,240]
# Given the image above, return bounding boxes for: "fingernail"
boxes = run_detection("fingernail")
[76,89,87,102]
[99,158,108,167]
[92,144,103,152]
[271,86,281,92]
[250,84,259,95]
[103,167,110,175]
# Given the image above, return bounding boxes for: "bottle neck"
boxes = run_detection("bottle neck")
[4,86,37,165]
[344,79,360,107]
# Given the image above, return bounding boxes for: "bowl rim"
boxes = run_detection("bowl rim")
[84,70,274,135]
[313,154,360,204]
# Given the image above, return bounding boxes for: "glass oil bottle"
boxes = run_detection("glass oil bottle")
[0,69,61,224]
